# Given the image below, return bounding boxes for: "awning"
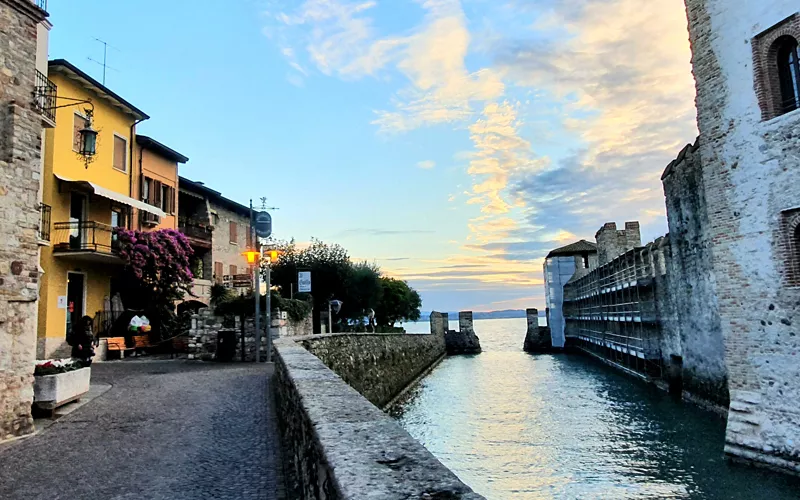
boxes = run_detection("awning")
[55,174,166,218]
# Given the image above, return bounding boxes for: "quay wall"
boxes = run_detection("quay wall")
[273,321,482,499]
[297,327,445,409]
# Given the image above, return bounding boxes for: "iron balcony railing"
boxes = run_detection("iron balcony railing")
[52,221,120,255]
[33,70,56,122]
[179,217,213,242]
[140,210,161,226]
[39,203,51,241]
[33,0,47,11]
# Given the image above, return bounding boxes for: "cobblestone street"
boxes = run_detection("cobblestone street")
[0,361,284,500]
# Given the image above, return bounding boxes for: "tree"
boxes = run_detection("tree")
[114,228,194,337]
[374,277,422,328]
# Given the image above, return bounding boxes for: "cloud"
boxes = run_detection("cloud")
[334,228,436,237]
[417,160,436,169]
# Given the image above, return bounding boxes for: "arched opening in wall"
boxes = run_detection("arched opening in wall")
[776,35,800,114]
[792,224,800,283]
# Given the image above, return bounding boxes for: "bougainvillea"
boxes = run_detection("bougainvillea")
[113,227,194,310]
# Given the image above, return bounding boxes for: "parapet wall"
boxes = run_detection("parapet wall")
[273,333,482,499]
[298,329,445,409]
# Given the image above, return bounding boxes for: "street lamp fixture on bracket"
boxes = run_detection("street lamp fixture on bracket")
[47,96,98,168]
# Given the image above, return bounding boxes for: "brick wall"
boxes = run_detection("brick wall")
[595,222,642,265]
[685,0,800,473]
[0,0,46,441]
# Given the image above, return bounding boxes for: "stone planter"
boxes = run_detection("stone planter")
[33,367,91,410]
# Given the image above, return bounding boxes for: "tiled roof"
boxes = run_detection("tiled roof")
[546,239,597,258]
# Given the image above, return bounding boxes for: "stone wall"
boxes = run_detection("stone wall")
[209,201,250,281]
[298,326,446,409]
[523,308,553,353]
[662,141,728,405]
[273,337,482,499]
[595,222,642,265]
[684,0,800,473]
[0,0,46,442]
[445,311,482,355]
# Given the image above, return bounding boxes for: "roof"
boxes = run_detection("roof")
[136,135,189,164]
[178,176,250,216]
[48,59,149,121]
[546,239,598,258]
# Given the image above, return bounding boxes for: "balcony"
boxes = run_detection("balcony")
[33,0,47,11]
[140,210,161,227]
[33,70,56,126]
[38,203,51,242]
[52,221,123,264]
[179,217,213,248]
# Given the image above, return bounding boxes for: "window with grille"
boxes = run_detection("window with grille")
[777,36,800,114]
[113,135,127,172]
[73,114,88,152]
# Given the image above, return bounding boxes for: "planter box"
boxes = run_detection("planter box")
[33,367,91,410]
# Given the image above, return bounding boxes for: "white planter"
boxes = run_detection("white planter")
[33,367,91,410]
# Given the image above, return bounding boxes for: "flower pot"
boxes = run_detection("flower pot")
[33,367,91,410]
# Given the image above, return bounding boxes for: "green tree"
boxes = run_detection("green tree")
[374,277,422,328]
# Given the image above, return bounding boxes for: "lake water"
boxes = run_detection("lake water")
[392,318,800,499]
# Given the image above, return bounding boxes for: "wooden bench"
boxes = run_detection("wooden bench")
[106,337,134,358]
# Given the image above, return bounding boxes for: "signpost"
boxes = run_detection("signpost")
[254,211,272,239]
[298,271,311,293]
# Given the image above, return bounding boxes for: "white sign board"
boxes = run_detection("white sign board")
[298,271,312,293]
[57,296,68,309]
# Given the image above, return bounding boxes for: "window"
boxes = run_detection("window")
[73,114,88,152]
[113,135,127,172]
[752,15,800,120]
[783,209,800,286]
[230,265,237,276]
[777,36,800,113]
[229,221,237,244]
[160,185,175,214]
[214,261,223,284]
[141,177,151,203]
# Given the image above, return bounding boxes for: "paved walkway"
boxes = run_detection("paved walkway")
[0,360,284,500]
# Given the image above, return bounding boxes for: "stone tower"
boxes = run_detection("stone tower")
[0,0,48,441]
[684,0,800,473]
[595,221,641,266]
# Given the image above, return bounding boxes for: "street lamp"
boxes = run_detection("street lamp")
[78,109,98,158]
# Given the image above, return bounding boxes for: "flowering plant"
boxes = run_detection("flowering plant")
[34,358,84,376]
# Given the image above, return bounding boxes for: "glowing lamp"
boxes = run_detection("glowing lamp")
[243,250,260,265]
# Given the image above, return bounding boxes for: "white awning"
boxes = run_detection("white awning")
[55,174,166,218]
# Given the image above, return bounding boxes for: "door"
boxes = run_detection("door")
[66,272,86,337]
[69,193,87,249]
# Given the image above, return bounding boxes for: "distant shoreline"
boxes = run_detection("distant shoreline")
[418,309,543,321]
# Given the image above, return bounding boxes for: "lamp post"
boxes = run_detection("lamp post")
[244,250,261,362]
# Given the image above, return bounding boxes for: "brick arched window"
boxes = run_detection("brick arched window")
[776,36,800,114]
[781,209,800,286]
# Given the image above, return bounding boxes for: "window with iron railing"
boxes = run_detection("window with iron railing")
[33,70,56,122]
[39,203,51,241]
[33,0,47,11]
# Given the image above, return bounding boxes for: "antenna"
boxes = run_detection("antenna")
[260,197,279,211]
[88,38,120,85]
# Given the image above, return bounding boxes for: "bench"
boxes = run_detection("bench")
[106,337,134,358]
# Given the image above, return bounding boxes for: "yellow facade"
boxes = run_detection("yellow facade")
[37,62,147,358]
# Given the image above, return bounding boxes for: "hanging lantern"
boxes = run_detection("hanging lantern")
[79,110,98,157]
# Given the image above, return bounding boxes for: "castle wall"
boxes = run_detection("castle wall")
[685,0,800,472]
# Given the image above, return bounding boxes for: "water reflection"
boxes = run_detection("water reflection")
[392,318,800,499]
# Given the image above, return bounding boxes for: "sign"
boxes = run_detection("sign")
[57,296,67,309]
[298,271,311,293]
[223,274,253,289]
[254,211,272,239]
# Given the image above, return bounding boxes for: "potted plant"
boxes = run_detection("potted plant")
[33,358,91,411]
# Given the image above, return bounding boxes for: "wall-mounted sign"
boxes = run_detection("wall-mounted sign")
[57,296,67,309]
[254,211,272,239]
[298,271,311,293]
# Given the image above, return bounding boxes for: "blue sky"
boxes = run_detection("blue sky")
[48,0,698,312]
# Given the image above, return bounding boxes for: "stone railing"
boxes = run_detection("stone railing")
[273,326,483,499]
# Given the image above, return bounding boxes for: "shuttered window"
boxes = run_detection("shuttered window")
[230,265,237,276]
[214,262,223,284]
[73,114,88,152]
[113,135,127,172]
[229,221,237,244]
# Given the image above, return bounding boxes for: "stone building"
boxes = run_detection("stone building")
[178,177,252,304]
[595,222,641,266]
[0,0,49,441]
[682,0,800,473]
[543,240,597,348]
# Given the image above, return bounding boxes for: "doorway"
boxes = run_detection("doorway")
[66,272,86,337]
[69,193,87,249]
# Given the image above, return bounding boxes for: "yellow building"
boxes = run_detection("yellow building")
[37,59,163,358]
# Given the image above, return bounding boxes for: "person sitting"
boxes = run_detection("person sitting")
[68,315,96,366]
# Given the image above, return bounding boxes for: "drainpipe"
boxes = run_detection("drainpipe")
[129,118,146,229]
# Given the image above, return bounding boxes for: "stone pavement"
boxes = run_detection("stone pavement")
[0,360,285,500]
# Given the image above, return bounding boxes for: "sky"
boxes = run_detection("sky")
[47,0,698,312]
